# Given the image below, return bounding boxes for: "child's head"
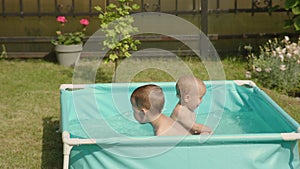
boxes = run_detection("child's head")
[176,76,206,111]
[130,84,165,123]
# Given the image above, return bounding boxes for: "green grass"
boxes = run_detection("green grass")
[0,58,299,168]
[0,60,72,169]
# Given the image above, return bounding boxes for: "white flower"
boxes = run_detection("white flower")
[245,71,251,78]
[280,65,287,71]
[255,67,262,72]
[292,42,297,47]
[272,51,276,57]
[282,48,286,54]
[293,49,299,55]
[278,54,284,62]
[244,45,252,51]
[276,47,281,53]
[265,68,272,73]
[297,60,300,64]
[284,36,290,42]
[291,43,298,51]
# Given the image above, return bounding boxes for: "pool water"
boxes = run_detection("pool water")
[68,108,294,139]
[65,82,295,139]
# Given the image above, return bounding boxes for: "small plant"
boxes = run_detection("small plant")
[246,36,300,96]
[51,16,90,45]
[95,0,140,81]
[0,44,7,58]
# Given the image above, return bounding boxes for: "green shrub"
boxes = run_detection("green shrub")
[94,0,140,81]
[284,0,300,31]
[246,36,300,96]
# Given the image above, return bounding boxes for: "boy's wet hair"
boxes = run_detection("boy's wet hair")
[131,84,165,113]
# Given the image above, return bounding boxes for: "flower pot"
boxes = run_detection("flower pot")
[55,44,83,67]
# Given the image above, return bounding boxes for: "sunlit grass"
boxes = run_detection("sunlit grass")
[95,56,248,83]
[0,59,71,169]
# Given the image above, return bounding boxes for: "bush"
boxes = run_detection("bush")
[246,36,300,96]
[284,0,300,31]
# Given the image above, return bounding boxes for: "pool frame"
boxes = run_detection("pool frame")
[59,80,300,169]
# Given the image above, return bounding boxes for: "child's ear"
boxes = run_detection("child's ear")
[141,108,149,115]
[200,97,203,103]
[184,95,190,103]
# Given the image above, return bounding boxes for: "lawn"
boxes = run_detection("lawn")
[0,58,299,168]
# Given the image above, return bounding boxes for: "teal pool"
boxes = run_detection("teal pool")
[60,81,300,169]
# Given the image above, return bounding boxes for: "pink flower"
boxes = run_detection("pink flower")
[52,16,90,45]
[57,16,67,23]
[80,19,89,26]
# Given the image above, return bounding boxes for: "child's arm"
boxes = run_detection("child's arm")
[172,105,213,134]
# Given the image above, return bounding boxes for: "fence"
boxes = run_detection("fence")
[0,0,289,15]
[0,0,297,57]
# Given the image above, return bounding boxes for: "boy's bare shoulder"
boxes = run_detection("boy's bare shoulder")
[170,104,180,118]
[157,119,190,136]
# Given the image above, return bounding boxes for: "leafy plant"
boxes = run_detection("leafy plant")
[51,16,90,45]
[246,36,300,96]
[94,0,141,81]
[0,44,7,58]
[284,0,300,31]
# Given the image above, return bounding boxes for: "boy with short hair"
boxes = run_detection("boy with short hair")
[171,76,213,134]
[130,84,190,136]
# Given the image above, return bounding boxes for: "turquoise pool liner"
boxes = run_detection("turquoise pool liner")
[60,81,300,169]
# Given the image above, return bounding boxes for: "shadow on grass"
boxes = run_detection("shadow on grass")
[43,51,58,64]
[96,67,113,83]
[42,117,63,169]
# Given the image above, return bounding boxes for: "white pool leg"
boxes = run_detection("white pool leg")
[62,132,72,169]
[62,131,97,168]
[63,143,73,169]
